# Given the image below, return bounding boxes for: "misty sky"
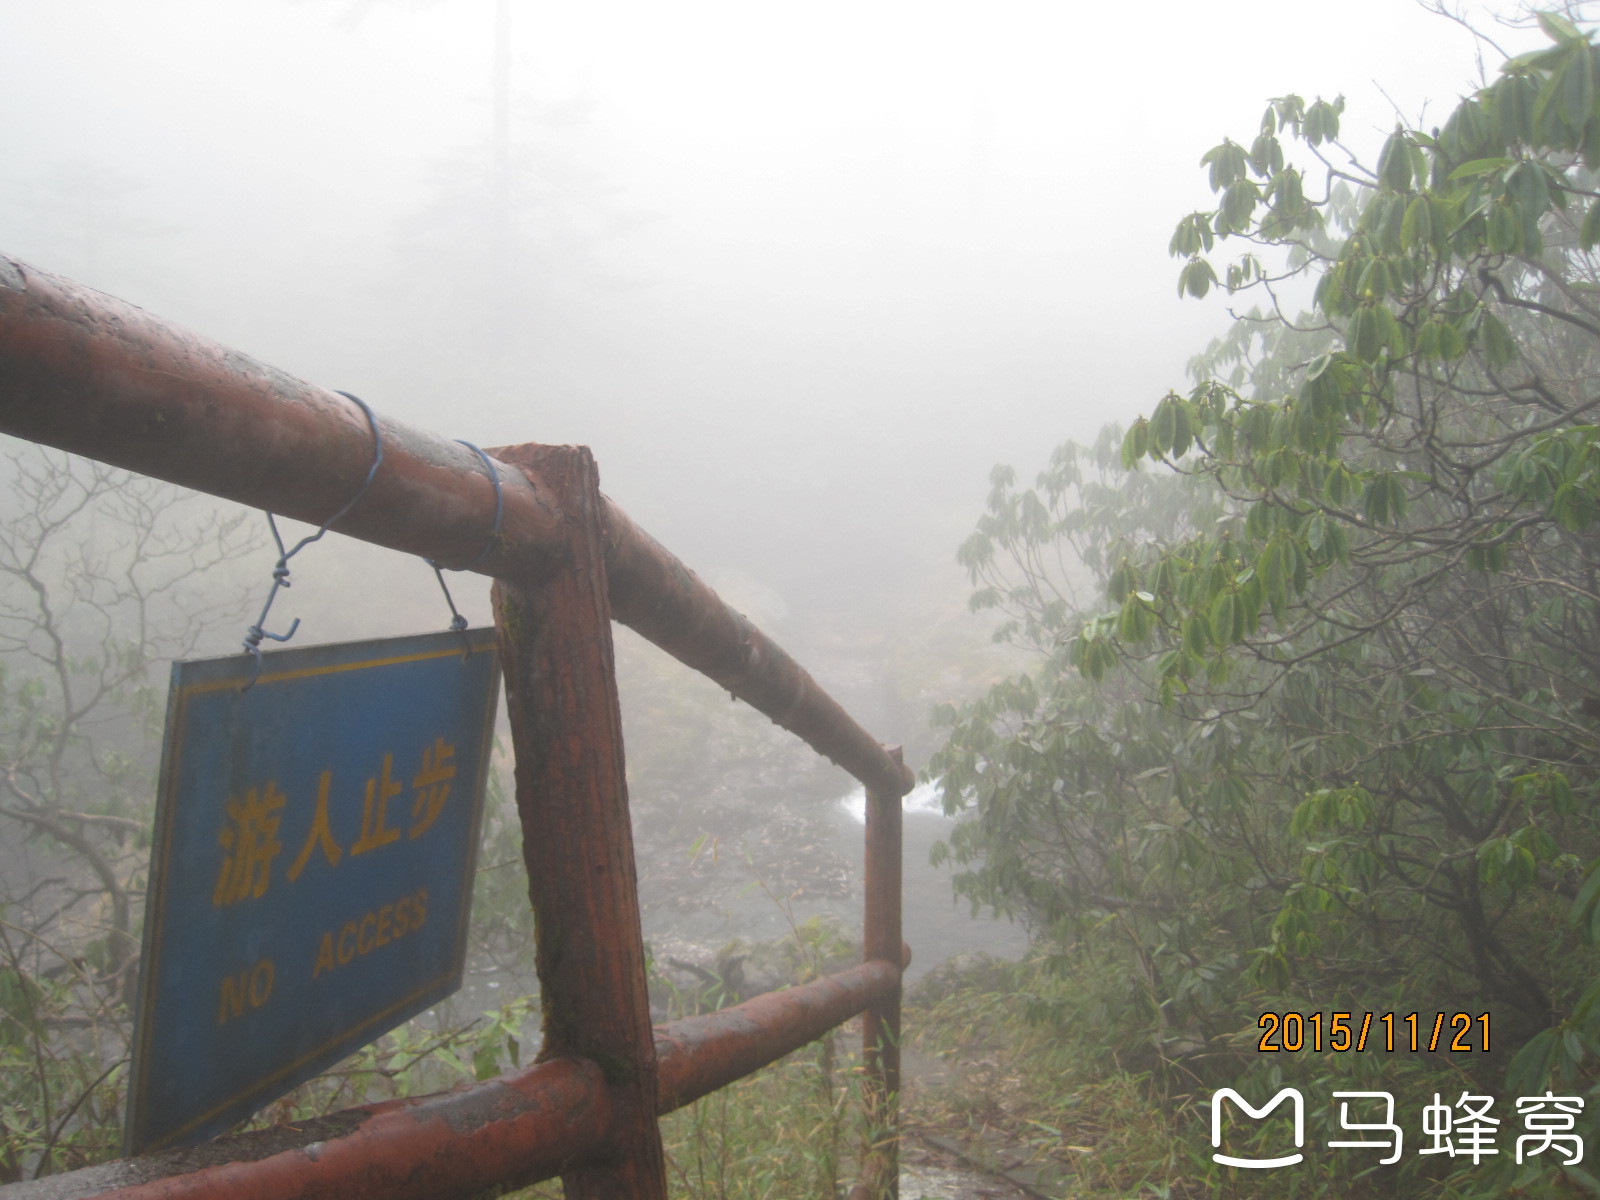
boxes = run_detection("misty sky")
[0,0,1543,620]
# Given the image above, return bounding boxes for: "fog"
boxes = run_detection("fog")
[0,5,1540,960]
[2,0,1534,633]
[0,3,1549,955]
[0,2,1569,1166]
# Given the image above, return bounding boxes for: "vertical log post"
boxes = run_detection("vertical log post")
[490,444,668,1200]
[860,747,906,1200]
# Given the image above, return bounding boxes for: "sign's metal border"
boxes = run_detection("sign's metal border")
[126,628,500,1154]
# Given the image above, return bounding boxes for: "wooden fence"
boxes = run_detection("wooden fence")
[0,254,911,1199]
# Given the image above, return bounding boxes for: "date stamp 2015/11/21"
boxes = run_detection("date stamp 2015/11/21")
[1257,1011,1490,1053]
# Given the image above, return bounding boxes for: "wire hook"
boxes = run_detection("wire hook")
[427,441,504,652]
[240,391,383,690]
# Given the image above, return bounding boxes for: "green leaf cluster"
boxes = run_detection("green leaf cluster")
[935,12,1600,1195]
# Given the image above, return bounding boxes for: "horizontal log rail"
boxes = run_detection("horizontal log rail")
[12,962,903,1200]
[0,252,911,1199]
[0,255,912,802]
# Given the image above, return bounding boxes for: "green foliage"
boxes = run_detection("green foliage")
[655,1038,858,1200]
[508,1032,863,1200]
[511,930,866,1200]
[245,994,538,1133]
[936,11,1600,1197]
[0,448,260,1180]
[905,955,1461,1199]
[0,918,127,1181]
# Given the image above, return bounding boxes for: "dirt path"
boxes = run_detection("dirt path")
[896,1139,1041,1200]
[898,1043,1054,1200]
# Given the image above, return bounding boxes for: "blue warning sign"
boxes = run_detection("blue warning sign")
[126,628,501,1154]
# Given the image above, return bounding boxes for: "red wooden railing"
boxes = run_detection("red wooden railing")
[0,254,911,1199]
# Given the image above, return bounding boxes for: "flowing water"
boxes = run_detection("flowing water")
[633,776,1028,984]
[828,779,1029,980]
